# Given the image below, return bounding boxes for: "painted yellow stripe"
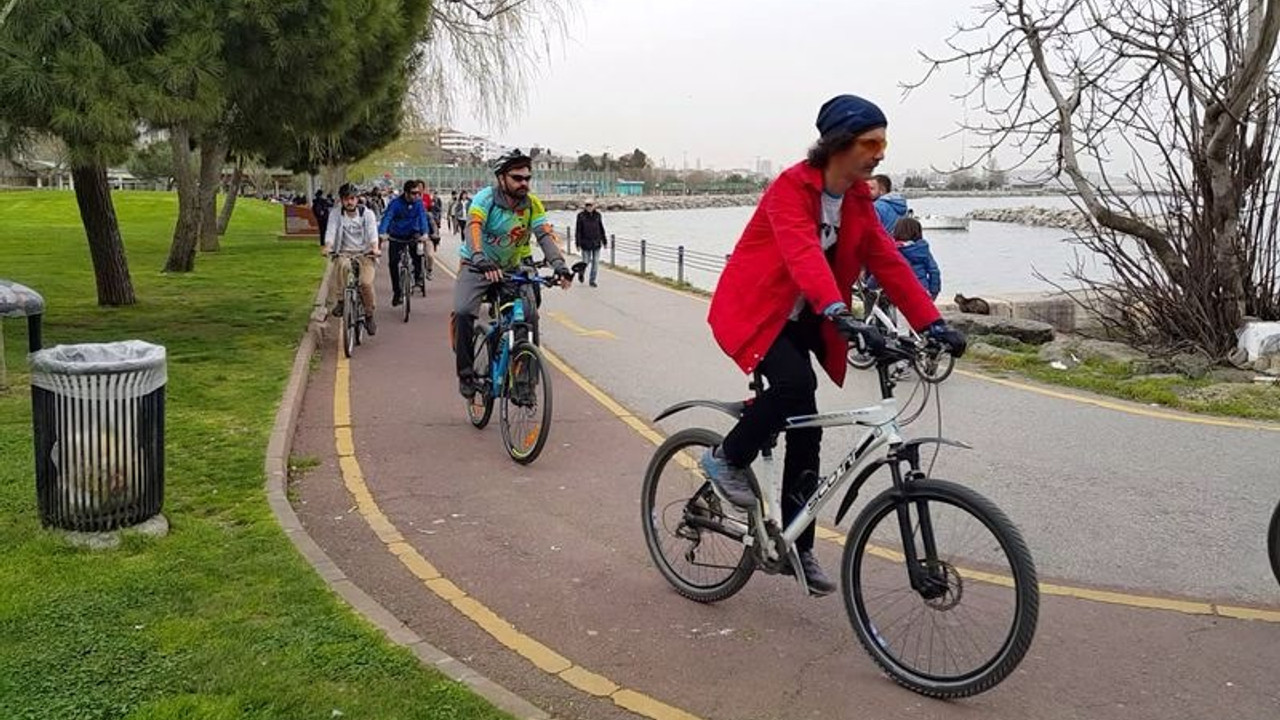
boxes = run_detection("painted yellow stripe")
[333,344,710,720]
[955,369,1280,432]
[547,310,617,339]
[417,250,1280,625]
[543,341,1280,624]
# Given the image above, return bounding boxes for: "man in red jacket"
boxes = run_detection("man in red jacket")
[702,94,967,596]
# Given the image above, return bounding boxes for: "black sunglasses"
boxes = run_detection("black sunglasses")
[507,173,533,183]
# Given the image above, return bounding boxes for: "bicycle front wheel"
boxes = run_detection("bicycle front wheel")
[342,292,357,358]
[642,427,755,603]
[913,348,956,383]
[466,326,494,429]
[847,346,876,370]
[1269,500,1280,587]
[500,341,552,464]
[401,263,412,322]
[842,479,1038,698]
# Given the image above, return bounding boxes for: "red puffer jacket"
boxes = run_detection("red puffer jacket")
[708,161,941,386]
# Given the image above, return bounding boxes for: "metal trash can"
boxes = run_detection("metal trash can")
[29,341,166,531]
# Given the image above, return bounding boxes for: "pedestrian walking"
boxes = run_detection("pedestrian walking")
[574,199,608,287]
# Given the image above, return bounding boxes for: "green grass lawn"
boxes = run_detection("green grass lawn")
[0,191,509,720]
[967,345,1280,422]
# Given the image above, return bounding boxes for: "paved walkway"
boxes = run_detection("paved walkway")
[290,239,1279,720]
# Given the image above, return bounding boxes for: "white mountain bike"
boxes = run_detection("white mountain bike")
[643,336,1039,698]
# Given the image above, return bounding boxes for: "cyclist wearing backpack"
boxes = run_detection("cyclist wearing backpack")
[453,149,573,399]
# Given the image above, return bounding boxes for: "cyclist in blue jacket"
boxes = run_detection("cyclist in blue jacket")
[378,180,436,306]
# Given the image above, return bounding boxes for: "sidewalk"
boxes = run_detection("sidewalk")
[287,252,1280,720]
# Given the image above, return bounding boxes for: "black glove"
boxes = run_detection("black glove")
[554,264,574,282]
[925,320,967,358]
[827,308,887,355]
[469,253,499,275]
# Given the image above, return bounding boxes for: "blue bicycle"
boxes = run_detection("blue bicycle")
[465,261,587,464]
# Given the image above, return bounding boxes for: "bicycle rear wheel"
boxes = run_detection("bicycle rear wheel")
[842,479,1038,698]
[500,341,552,464]
[466,325,494,429]
[401,262,412,322]
[1269,499,1280,587]
[642,427,755,603]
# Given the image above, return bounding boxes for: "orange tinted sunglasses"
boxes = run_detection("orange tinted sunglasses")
[857,137,889,153]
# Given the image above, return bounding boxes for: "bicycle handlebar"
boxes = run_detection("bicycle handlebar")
[469,260,588,286]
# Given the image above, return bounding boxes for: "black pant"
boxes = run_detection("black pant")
[387,238,423,299]
[721,316,825,552]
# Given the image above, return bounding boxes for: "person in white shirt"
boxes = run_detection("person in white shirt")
[322,183,382,334]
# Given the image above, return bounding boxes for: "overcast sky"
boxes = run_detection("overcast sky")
[456,0,989,174]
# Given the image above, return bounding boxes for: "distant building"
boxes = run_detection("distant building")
[615,180,645,196]
[439,128,502,164]
[755,158,774,177]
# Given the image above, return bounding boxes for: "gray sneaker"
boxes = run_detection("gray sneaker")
[784,549,837,597]
[699,446,756,509]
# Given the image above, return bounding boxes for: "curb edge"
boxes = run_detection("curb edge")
[262,267,552,720]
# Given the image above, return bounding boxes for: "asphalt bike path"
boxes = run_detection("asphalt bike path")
[289,243,1279,720]
[535,246,1280,607]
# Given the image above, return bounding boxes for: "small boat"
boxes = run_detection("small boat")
[917,215,970,231]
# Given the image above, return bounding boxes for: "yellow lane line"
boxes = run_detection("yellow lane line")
[547,310,617,339]
[333,346,708,720]
[547,348,1280,624]
[954,369,1280,432]
[433,249,1280,621]
[611,268,1279,433]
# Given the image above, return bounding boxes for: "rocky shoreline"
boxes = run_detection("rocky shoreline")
[967,206,1092,231]
[544,194,761,213]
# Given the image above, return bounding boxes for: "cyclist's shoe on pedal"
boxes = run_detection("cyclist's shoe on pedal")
[699,446,756,509]
[785,549,837,597]
[364,313,377,336]
[391,295,403,307]
[331,300,344,318]
[458,372,479,399]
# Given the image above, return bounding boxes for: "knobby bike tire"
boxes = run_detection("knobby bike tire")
[466,324,494,429]
[1269,500,1280,587]
[500,341,552,464]
[842,479,1038,699]
[641,427,756,603]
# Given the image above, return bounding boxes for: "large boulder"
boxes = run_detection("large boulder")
[967,342,1020,361]
[1038,337,1147,368]
[943,312,1055,345]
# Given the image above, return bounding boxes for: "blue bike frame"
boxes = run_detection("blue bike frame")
[481,274,541,398]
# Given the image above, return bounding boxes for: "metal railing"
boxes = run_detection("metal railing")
[565,229,727,288]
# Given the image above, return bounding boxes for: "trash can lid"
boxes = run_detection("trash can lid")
[0,279,45,318]
[29,340,167,375]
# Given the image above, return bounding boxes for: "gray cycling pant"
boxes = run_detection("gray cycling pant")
[452,263,539,376]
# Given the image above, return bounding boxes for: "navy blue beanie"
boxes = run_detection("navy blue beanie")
[816,94,887,137]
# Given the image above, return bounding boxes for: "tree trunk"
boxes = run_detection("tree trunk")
[165,126,201,273]
[217,160,245,235]
[71,164,136,306]
[198,139,226,252]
